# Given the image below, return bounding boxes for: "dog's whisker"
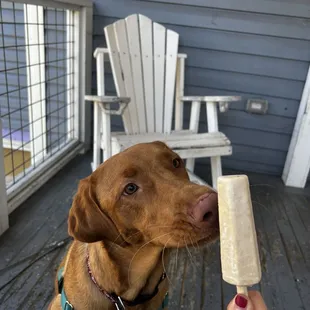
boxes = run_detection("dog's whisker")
[162,237,173,288]
[173,242,179,276]
[189,236,198,253]
[128,233,172,285]
[109,233,125,248]
[184,238,198,269]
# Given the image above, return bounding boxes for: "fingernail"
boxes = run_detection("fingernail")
[235,294,248,308]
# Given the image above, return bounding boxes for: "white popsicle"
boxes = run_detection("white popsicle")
[217,175,261,295]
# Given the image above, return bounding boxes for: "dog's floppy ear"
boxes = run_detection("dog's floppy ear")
[68,176,125,245]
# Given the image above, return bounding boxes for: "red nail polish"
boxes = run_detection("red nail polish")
[235,295,248,308]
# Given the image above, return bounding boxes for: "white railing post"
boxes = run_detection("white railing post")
[0,120,9,236]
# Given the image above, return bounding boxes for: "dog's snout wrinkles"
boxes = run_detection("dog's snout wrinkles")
[192,193,218,225]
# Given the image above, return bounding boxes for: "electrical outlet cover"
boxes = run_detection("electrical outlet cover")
[246,99,268,114]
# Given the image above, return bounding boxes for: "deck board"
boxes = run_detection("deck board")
[0,154,310,309]
[253,190,302,310]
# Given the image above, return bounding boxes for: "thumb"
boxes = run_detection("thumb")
[227,294,253,310]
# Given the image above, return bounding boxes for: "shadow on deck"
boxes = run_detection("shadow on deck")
[0,153,309,309]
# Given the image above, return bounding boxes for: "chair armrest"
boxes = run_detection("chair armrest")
[180,96,241,112]
[85,95,130,116]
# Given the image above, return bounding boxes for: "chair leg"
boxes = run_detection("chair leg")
[186,158,195,172]
[211,156,222,189]
[92,103,101,172]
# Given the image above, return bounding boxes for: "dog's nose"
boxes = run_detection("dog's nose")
[192,193,218,225]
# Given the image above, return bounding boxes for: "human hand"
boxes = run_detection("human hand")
[227,291,267,310]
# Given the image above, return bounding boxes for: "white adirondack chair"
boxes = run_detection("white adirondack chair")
[85,14,241,188]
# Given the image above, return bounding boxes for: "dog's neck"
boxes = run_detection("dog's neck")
[88,240,169,303]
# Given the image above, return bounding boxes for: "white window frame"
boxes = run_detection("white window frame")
[24,4,47,165]
[0,120,9,236]
[282,65,310,188]
[1,0,92,217]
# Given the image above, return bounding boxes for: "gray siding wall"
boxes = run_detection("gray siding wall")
[92,0,310,176]
[0,3,28,140]
[44,8,67,150]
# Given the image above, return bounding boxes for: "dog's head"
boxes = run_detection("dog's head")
[68,141,219,248]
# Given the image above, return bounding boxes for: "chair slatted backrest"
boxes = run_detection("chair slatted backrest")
[104,14,179,134]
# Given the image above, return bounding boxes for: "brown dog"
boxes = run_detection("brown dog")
[48,141,219,310]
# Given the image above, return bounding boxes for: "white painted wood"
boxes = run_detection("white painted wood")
[73,8,80,141]
[186,100,201,171]
[114,20,139,134]
[76,6,93,150]
[111,131,231,149]
[5,0,82,10]
[126,14,147,133]
[164,30,179,133]
[104,24,132,133]
[113,137,231,158]
[73,7,93,145]
[207,102,219,133]
[94,15,234,185]
[66,10,74,141]
[93,47,187,62]
[153,22,166,133]
[96,51,112,161]
[139,14,155,132]
[101,106,111,160]
[24,4,46,165]
[0,120,9,236]
[175,57,185,131]
[282,65,310,188]
[210,156,222,189]
[93,102,101,168]
[189,101,201,132]
[85,95,130,104]
[181,96,241,102]
[112,131,230,143]
[111,138,121,157]
[166,147,231,158]
[93,52,105,168]
[207,102,221,188]
[284,113,310,188]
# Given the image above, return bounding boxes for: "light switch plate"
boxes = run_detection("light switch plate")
[246,99,268,114]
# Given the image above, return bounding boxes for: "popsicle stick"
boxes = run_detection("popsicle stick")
[237,286,248,296]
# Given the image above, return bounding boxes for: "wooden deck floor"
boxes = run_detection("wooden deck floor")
[0,153,309,310]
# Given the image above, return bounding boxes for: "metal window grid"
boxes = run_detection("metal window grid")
[0,0,75,189]
[0,0,91,236]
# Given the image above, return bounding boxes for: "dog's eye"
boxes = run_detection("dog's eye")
[124,183,139,195]
[173,158,181,168]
